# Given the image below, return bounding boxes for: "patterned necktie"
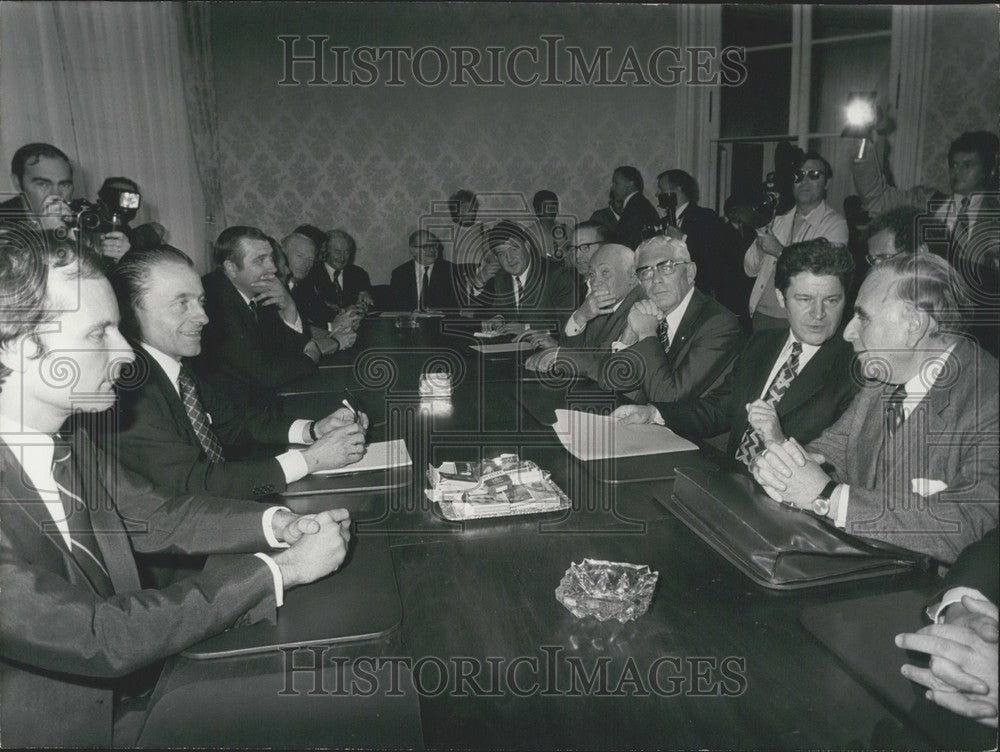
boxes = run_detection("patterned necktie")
[515,275,524,309]
[51,445,115,597]
[419,266,430,310]
[951,196,971,246]
[885,383,908,437]
[736,341,803,468]
[248,299,259,322]
[656,320,671,351]
[177,366,225,463]
[332,270,343,299]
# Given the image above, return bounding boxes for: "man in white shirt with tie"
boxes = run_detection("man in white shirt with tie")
[388,229,462,310]
[751,252,998,564]
[745,152,848,331]
[0,228,352,747]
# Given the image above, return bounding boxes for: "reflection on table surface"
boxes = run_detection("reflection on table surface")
[143,315,963,750]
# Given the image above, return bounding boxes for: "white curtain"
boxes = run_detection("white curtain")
[0,1,209,269]
[675,4,722,210]
[888,5,930,190]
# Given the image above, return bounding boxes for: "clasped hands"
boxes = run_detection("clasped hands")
[896,596,999,728]
[270,508,353,588]
[749,437,831,508]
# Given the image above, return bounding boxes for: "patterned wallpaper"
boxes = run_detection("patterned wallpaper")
[919,5,999,189]
[211,3,682,284]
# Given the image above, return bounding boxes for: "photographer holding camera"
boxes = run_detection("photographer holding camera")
[743,152,848,331]
[1,142,132,263]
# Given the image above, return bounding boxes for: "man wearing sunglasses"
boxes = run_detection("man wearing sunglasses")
[744,152,848,332]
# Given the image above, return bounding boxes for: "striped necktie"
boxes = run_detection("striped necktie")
[656,320,670,351]
[178,366,226,463]
[885,383,907,437]
[736,341,803,467]
[51,445,115,597]
[515,275,524,309]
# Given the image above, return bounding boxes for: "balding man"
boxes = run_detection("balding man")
[525,243,645,377]
[298,228,375,321]
[389,230,463,310]
[606,235,742,402]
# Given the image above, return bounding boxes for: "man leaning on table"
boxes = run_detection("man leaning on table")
[602,234,742,402]
[613,238,859,470]
[0,228,353,748]
[524,243,645,378]
[751,252,999,564]
[111,245,369,500]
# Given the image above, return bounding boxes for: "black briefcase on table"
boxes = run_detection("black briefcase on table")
[656,468,923,590]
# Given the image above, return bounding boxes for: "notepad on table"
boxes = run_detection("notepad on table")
[552,409,697,461]
[313,439,412,475]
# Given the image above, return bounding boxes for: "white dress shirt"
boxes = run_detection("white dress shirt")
[415,261,434,301]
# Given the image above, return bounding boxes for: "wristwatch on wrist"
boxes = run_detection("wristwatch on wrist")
[812,480,838,517]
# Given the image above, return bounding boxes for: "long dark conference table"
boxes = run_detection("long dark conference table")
[134,315,993,750]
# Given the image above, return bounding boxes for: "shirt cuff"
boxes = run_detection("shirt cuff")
[284,313,303,334]
[275,450,310,485]
[833,484,850,528]
[564,312,585,337]
[651,409,665,426]
[926,587,988,623]
[288,418,313,445]
[253,553,284,608]
[262,505,292,549]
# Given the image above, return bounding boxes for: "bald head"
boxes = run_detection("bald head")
[281,231,318,282]
[587,243,638,303]
[408,229,443,266]
[635,235,695,314]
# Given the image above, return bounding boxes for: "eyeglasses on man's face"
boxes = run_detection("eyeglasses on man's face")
[636,259,691,281]
[793,169,829,183]
[569,241,602,254]
[865,251,904,266]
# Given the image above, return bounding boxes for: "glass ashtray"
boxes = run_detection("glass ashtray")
[555,559,658,623]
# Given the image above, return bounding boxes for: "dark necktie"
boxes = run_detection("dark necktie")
[419,266,430,310]
[736,341,803,467]
[656,320,671,351]
[515,275,524,309]
[951,196,971,247]
[248,299,259,322]
[177,366,226,463]
[332,270,343,300]
[51,445,115,597]
[885,383,908,437]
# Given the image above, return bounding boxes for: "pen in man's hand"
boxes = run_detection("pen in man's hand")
[342,398,361,425]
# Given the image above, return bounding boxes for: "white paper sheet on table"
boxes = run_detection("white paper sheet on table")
[313,439,413,475]
[377,311,444,318]
[469,341,537,354]
[552,409,697,461]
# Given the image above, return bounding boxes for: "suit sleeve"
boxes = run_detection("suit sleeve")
[939,527,999,600]
[850,145,938,216]
[626,312,742,404]
[0,547,276,678]
[200,376,294,447]
[117,386,287,499]
[655,354,741,440]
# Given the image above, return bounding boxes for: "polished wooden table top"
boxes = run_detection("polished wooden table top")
[142,315,960,750]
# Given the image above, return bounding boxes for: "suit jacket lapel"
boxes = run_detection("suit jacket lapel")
[0,443,71,562]
[70,431,142,593]
[667,290,705,363]
[142,350,201,448]
[775,337,840,417]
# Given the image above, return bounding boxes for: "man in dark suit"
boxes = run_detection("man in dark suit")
[655,169,737,298]
[296,228,374,324]
[469,219,583,329]
[614,239,858,470]
[589,189,621,240]
[197,226,321,393]
[0,142,130,261]
[525,243,645,379]
[0,228,352,747]
[111,246,368,499]
[388,229,463,310]
[608,165,660,250]
[602,235,742,402]
[753,252,998,565]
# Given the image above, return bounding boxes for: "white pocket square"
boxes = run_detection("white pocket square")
[911,478,948,497]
